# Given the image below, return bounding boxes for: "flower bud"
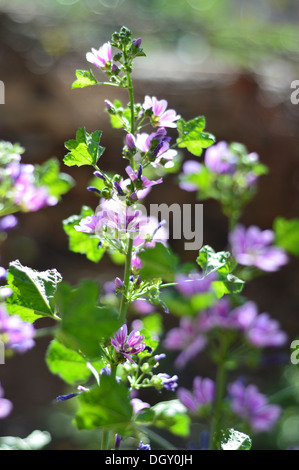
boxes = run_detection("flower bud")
[115,277,123,290]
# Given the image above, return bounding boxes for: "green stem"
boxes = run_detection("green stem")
[126,72,135,134]
[119,236,134,324]
[209,339,229,450]
[101,429,110,450]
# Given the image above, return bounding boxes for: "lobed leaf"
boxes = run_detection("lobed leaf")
[72,69,99,89]
[64,127,105,167]
[6,260,62,322]
[177,116,215,157]
[55,279,121,360]
[75,375,133,435]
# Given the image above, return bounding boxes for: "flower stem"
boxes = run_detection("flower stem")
[209,338,229,450]
[119,236,134,324]
[101,429,110,450]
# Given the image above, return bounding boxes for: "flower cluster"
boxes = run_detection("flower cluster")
[178,140,268,223]
[164,298,287,368]
[229,224,288,272]
[178,376,281,432]
[0,142,56,216]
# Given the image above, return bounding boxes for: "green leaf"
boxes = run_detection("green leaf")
[139,243,179,282]
[63,206,105,262]
[177,117,215,157]
[56,280,121,359]
[197,245,244,297]
[35,158,74,199]
[46,338,104,385]
[197,245,234,276]
[274,217,299,256]
[6,260,62,322]
[219,428,252,450]
[64,127,105,167]
[72,69,99,89]
[75,375,133,435]
[151,399,190,437]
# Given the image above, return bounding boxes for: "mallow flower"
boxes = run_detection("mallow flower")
[111,324,146,363]
[204,141,238,174]
[228,380,281,432]
[0,305,35,353]
[177,376,215,413]
[163,316,207,368]
[230,301,287,348]
[143,96,181,128]
[229,224,288,272]
[86,42,112,69]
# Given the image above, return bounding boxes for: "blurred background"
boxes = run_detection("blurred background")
[1,0,299,450]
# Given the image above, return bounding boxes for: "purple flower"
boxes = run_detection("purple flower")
[131,398,150,414]
[133,216,169,250]
[114,434,122,450]
[204,141,237,174]
[163,316,207,368]
[133,299,155,315]
[229,224,288,272]
[231,301,287,347]
[0,305,35,353]
[178,376,215,413]
[155,373,178,391]
[126,133,136,151]
[198,297,239,331]
[228,380,281,432]
[0,215,18,232]
[56,385,89,402]
[74,214,103,233]
[11,164,56,212]
[179,160,202,192]
[134,128,176,167]
[125,165,163,190]
[175,270,217,298]
[111,324,146,363]
[133,38,142,48]
[143,96,181,128]
[0,382,13,419]
[0,266,7,280]
[86,42,112,69]
[137,440,151,450]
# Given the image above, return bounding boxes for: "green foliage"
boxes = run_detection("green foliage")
[0,140,24,166]
[139,243,179,283]
[35,157,75,199]
[219,428,252,450]
[151,399,191,437]
[106,99,131,130]
[55,279,121,359]
[75,375,133,435]
[72,70,99,89]
[274,217,299,256]
[6,260,62,323]
[63,206,105,262]
[64,127,105,167]
[197,245,244,297]
[177,116,215,157]
[46,338,104,385]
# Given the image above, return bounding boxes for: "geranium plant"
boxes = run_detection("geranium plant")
[1,26,296,451]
